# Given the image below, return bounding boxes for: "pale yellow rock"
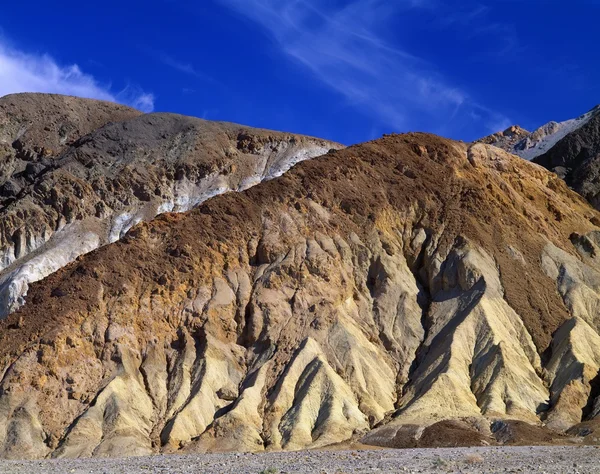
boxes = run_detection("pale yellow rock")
[395,244,547,424]
[161,336,245,449]
[55,347,154,458]
[265,337,369,450]
[193,363,272,452]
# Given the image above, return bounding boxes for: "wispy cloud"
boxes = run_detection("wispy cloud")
[156,51,221,86]
[216,0,511,137]
[436,3,489,27]
[402,1,521,58]
[0,39,154,112]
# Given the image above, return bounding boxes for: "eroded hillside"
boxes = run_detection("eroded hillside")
[0,94,341,319]
[1,130,600,457]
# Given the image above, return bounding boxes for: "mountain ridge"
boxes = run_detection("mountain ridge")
[0,116,599,456]
[477,106,600,161]
[2,94,600,458]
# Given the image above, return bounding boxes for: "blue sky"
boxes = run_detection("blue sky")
[0,0,598,145]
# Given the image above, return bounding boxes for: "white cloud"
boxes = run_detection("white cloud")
[217,0,510,137]
[130,93,155,112]
[0,40,154,112]
[117,85,156,113]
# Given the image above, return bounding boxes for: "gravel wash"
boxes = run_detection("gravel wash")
[0,446,599,474]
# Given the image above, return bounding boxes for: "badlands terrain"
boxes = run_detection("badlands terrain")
[2,94,600,469]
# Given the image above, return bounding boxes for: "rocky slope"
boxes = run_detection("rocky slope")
[480,106,600,212]
[0,93,341,319]
[0,93,141,179]
[478,107,600,162]
[1,119,600,458]
[474,125,530,154]
[532,109,600,210]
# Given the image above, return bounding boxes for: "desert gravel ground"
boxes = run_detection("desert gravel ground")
[0,447,599,474]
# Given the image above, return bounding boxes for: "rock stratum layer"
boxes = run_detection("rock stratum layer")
[1,100,600,458]
[0,94,340,319]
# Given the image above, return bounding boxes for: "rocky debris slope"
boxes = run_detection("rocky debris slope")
[0,93,341,318]
[1,131,600,458]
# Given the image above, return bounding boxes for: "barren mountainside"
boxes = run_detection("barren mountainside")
[0,94,341,320]
[481,106,600,213]
[533,109,600,210]
[1,95,600,459]
[478,107,600,162]
[475,125,530,154]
